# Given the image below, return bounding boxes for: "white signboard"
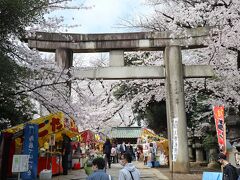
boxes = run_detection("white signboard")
[172,118,178,162]
[12,155,29,173]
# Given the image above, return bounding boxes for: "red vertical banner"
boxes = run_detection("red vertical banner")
[213,106,226,153]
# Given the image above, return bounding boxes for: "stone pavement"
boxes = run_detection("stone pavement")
[52,161,168,180]
[159,168,202,180]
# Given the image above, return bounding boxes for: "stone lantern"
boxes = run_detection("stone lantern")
[225,107,240,166]
[188,137,195,162]
[194,138,204,163]
[193,123,212,164]
[225,107,240,141]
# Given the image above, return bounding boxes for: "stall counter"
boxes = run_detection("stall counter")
[38,153,63,175]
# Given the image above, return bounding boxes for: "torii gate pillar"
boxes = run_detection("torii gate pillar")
[55,48,73,97]
[55,48,73,69]
[165,46,189,173]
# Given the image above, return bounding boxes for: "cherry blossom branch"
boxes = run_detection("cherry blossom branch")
[12,80,68,96]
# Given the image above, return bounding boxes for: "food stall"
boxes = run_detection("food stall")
[70,135,82,169]
[77,130,96,168]
[79,129,98,154]
[94,132,107,152]
[80,130,95,145]
[1,112,79,178]
[139,128,169,166]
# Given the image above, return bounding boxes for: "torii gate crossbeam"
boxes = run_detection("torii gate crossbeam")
[26,27,214,173]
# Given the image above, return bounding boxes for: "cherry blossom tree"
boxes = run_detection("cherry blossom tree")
[0,0,97,129]
[144,0,240,120]
[112,0,240,134]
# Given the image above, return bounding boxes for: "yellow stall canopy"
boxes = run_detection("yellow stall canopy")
[142,128,157,138]
[141,128,169,155]
[157,139,169,156]
[3,112,79,147]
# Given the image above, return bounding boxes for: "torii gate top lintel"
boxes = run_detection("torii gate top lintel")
[27,27,211,53]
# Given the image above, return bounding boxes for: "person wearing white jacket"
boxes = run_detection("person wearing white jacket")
[119,153,140,180]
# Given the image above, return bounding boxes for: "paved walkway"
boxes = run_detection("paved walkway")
[52,162,168,180]
[159,168,202,180]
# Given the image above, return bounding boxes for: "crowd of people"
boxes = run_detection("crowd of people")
[103,140,136,169]
[86,139,140,180]
[61,135,240,180]
[59,133,169,179]
[85,139,168,179]
[60,134,169,180]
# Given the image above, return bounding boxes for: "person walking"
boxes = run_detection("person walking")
[119,153,140,180]
[126,142,134,160]
[116,144,121,163]
[111,145,117,163]
[136,147,141,161]
[218,153,238,180]
[149,143,156,168]
[62,132,71,175]
[129,144,135,160]
[87,157,113,180]
[120,142,126,154]
[103,139,112,169]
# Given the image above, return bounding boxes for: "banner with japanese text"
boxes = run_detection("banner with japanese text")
[21,124,38,180]
[213,106,226,153]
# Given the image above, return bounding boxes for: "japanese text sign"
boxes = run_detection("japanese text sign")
[213,106,226,153]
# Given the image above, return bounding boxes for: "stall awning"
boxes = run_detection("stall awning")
[79,130,95,144]
[110,127,142,139]
[3,112,79,147]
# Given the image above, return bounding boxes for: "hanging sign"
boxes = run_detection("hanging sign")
[213,106,226,153]
[21,124,38,180]
[172,118,178,162]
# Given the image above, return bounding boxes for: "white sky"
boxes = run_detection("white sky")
[49,0,153,67]
[53,0,152,33]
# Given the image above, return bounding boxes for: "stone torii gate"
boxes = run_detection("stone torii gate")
[26,27,214,173]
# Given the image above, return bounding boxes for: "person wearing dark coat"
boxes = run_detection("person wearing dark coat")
[218,153,238,180]
[62,133,71,175]
[126,142,135,160]
[119,142,126,154]
[103,139,112,169]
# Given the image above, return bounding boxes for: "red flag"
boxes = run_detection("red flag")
[213,106,226,153]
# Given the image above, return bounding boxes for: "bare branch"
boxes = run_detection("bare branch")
[13,80,67,96]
